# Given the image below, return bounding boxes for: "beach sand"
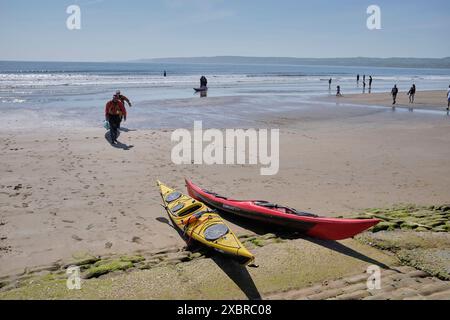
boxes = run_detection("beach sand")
[326,90,449,111]
[1,104,450,279]
[1,95,450,300]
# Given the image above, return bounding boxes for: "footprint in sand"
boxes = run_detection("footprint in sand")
[72,235,83,241]
[132,236,142,244]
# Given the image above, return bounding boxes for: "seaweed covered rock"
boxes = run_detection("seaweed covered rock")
[357,205,450,233]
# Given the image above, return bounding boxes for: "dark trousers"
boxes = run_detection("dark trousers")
[108,115,121,142]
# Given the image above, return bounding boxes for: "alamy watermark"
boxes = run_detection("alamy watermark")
[367,5,382,30]
[171,121,280,176]
[66,5,81,30]
[367,265,382,290]
[66,266,82,290]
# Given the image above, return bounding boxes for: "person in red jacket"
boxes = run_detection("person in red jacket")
[105,95,127,144]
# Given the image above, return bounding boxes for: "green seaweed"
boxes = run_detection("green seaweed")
[83,260,133,279]
[120,255,145,263]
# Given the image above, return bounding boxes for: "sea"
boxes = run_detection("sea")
[1,61,449,129]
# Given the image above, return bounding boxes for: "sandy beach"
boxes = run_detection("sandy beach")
[1,100,450,282]
[326,90,449,111]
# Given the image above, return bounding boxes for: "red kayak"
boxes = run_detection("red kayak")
[186,180,380,241]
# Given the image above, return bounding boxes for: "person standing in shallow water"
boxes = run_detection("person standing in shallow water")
[200,76,208,88]
[105,95,127,145]
[408,84,416,103]
[391,85,399,105]
[357,74,360,85]
[328,78,332,90]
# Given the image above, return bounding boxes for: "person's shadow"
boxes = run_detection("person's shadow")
[155,215,262,300]
[104,132,134,150]
[119,127,137,133]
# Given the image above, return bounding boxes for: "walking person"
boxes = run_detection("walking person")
[336,85,342,97]
[391,85,399,105]
[408,84,416,103]
[105,95,127,145]
[447,85,450,111]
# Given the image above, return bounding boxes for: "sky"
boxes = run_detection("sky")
[0,0,449,61]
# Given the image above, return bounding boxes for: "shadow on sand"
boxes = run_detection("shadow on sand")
[219,211,394,271]
[210,255,262,300]
[104,132,134,150]
[155,216,262,300]
[118,127,137,133]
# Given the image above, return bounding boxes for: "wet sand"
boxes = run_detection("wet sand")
[326,90,449,111]
[1,102,450,277]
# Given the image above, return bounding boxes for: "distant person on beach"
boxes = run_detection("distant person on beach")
[408,84,416,103]
[391,85,399,105]
[164,70,167,77]
[336,85,342,97]
[200,76,208,88]
[363,80,366,92]
[363,75,366,83]
[447,85,450,110]
[369,76,373,89]
[105,95,127,145]
[328,78,332,90]
[357,74,360,85]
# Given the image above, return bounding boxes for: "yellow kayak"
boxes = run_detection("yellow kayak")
[157,181,255,265]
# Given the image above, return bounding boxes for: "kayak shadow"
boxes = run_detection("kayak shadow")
[219,211,393,270]
[155,217,177,232]
[155,216,262,300]
[210,254,262,301]
[302,238,392,270]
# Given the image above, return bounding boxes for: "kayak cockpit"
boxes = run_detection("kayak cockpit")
[253,201,318,218]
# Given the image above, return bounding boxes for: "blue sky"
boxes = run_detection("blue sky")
[1,0,449,61]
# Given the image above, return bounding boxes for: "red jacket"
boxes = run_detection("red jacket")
[105,100,127,118]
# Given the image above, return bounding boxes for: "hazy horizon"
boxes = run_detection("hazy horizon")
[1,56,450,64]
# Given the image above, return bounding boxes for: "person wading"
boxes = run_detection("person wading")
[408,84,416,103]
[391,85,399,105]
[105,95,127,145]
